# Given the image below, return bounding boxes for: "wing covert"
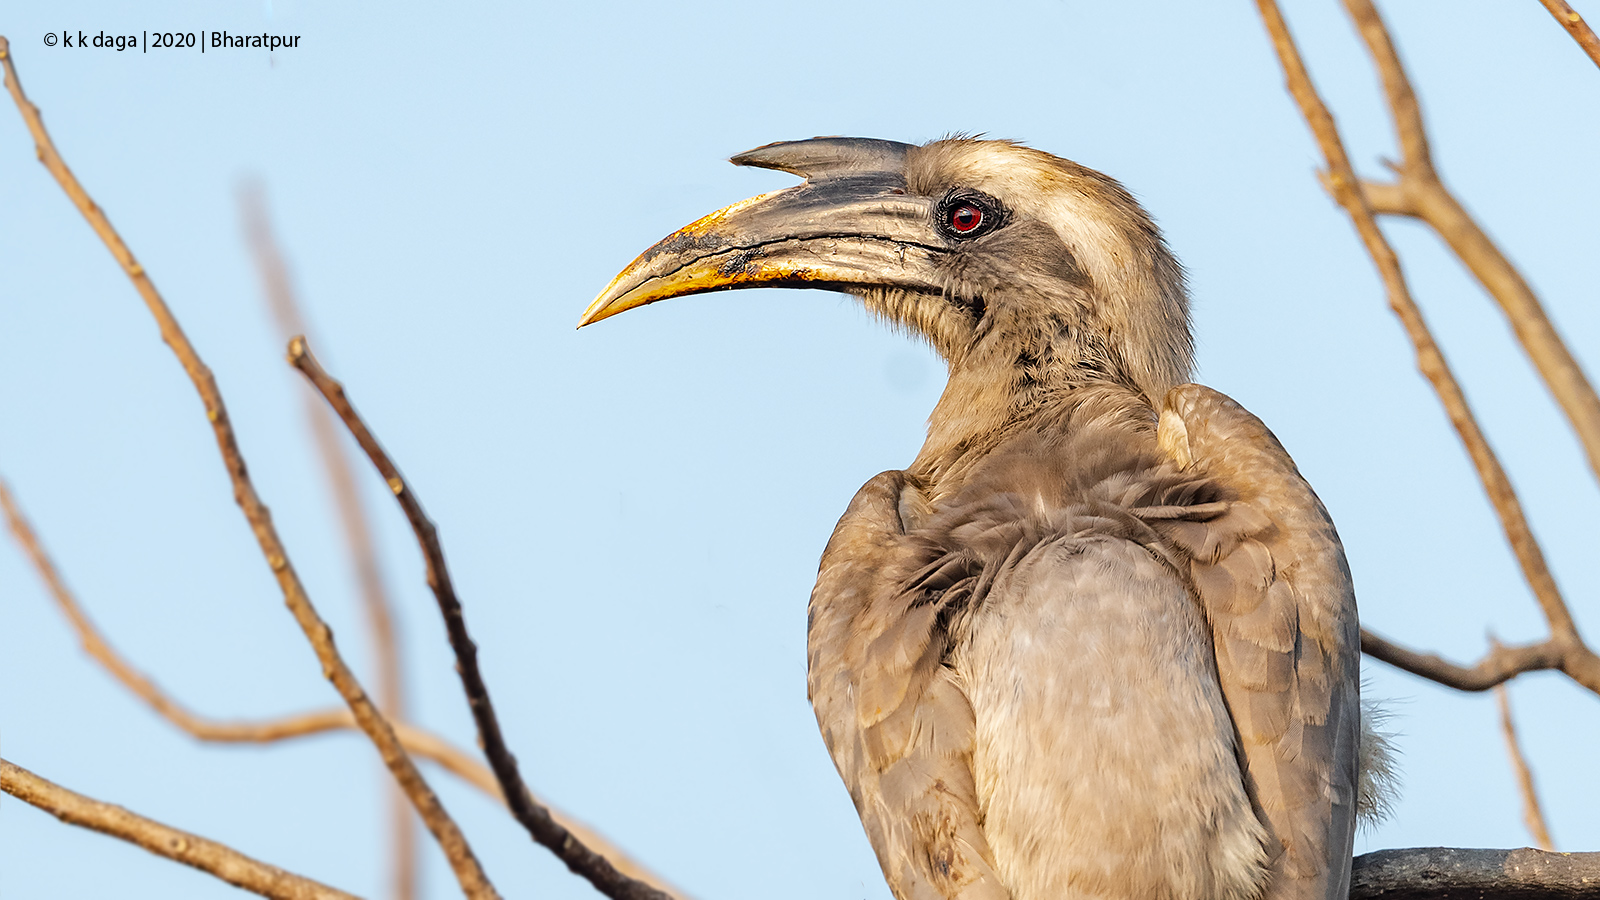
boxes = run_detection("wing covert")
[1156,384,1361,900]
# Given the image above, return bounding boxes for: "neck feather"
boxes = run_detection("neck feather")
[909,323,1157,498]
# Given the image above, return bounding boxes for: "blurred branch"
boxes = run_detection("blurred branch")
[0,475,492,792]
[1,758,361,900]
[1537,0,1600,69]
[289,338,679,900]
[1350,847,1600,899]
[239,183,416,900]
[239,183,405,725]
[1253,2,1600,697]
[1495,683,1556,850]
[0,36,499,900]
[2,472,687,897]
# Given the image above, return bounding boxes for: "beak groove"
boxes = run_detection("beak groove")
[580,165,940,328]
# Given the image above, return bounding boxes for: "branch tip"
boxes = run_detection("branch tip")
[291,343,682,900]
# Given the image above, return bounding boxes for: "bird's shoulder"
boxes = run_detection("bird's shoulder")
[1154,383,1361,900]
[1153,384,1356,656]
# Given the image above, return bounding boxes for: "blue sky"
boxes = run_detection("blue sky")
[2,2,1597,898]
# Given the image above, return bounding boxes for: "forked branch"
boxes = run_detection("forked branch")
[1344,0,1600,496]
[1,472,685,896]
[1252,3,1600,697]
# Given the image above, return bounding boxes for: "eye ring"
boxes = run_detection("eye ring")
[936,189,1005,240]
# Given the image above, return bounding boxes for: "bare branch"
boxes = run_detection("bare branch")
[239,184,405,725]
[1359,629,1567,691]
[2,471,490,781]
[1252,4,1600,697]
[240,183,416,900]
[4,455,682,896]
[289,338,679,900]
[1537,0,1600,69]
[1354,179,1411,217]
[1351,847,1600,899]
[1495,683,1556,850]
[0,36,498,900]
[1,758,361,900]
[1343,0,1600,502]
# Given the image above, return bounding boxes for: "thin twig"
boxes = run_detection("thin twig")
[1,758,362,900]
[1537,0,1600,69]
[0,36,499,900]
[289,338,679,900]
[1,473,492,791]
[1252,3,1600,697]
[240,184,406,726]
[240,183,416,900]
[3,460,681,895]
[1494,682,1556,850]
[1343,0,1600,498]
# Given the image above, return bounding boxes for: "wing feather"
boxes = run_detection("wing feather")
[808,472,1009,900]
[1156,385,1361,900]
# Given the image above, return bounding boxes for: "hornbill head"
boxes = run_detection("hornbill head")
[582,136,1193,422]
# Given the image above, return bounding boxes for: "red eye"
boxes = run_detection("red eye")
[948,204,984,234]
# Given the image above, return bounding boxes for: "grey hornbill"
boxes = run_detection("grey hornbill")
[581,137,1388,900]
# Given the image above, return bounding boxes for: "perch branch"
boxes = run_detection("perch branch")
[240,183,416,900]
[1495,683,1555,850]
[1253,2,1600,696]
[1536,0,1600,69]
[1345,0,1600,496]
[0,36,499,900]
[289,338,679,900]
[1,758,361,900]
[1350,847,1600,899]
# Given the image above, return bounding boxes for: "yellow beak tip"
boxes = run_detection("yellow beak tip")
[576,295,622,329]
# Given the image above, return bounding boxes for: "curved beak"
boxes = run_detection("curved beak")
[579,168,941,328]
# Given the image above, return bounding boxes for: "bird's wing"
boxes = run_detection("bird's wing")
[1154,384,1361,900]
[808,471,1009,900]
